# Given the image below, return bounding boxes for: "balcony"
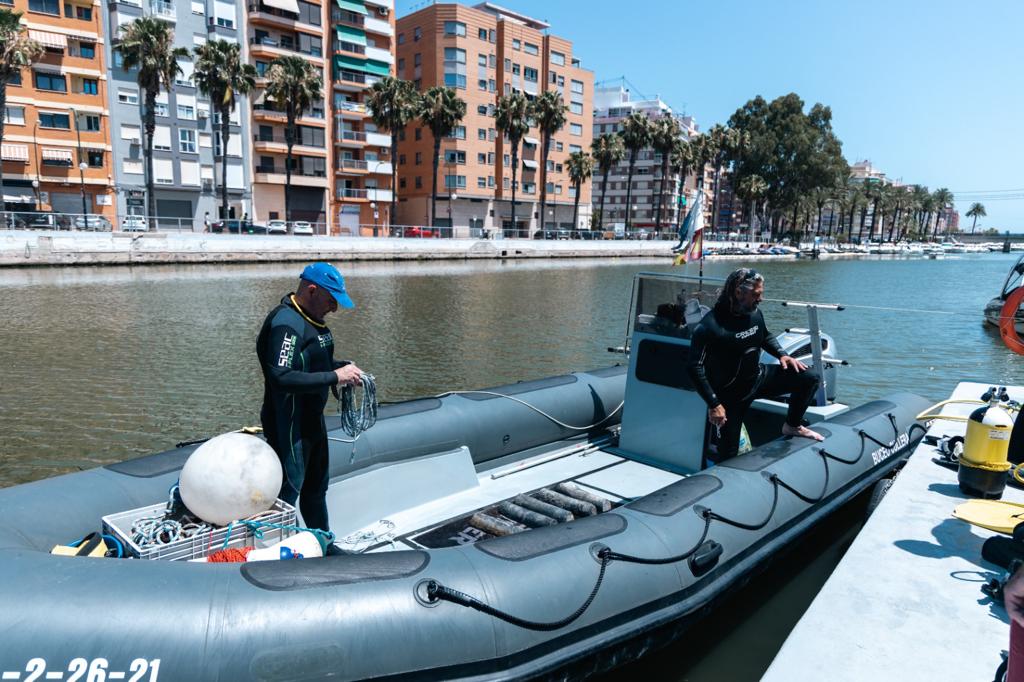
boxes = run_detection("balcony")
[364,46,393,65]
[335,101,367,116]
[247,2,321,30]
[248,36,323,60]
[363,16,392,36]
[338,187,368,199]
[331,9,363,25]
[338,158,368,171]
[333,40,366,56]
[336,129,366,144]
[365,131,390,147]
[253,133,326,149]
[150,0,175,20]
[366,188,393,202]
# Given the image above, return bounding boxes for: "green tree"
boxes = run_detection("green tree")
[590,133,624,231]
[494,92,530,235]
[736,174,768,239]
[531,91,567,232]
[0,10,40,211]
[932,187,954,238]
[118,17,190,227]
[966,202,987,233]
[416,86,466,229]
[707,124,740,233]
[566,150,592,235]
[650,115,681,234]
[264,56,322,231]
[192,40,256,222]
[619,111,653,231]
[366,76,417,232]
[669,137,693,230]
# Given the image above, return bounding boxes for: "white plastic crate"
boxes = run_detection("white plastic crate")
[102,499,296,560]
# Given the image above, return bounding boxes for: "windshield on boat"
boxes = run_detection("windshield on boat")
[626,272,725,347]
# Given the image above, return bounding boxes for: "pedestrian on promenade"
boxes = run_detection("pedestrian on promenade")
[687,268,824,462]
[256,262,364,555]
[203,212,210,232]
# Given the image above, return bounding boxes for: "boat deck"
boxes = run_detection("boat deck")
[764,381,1021,681]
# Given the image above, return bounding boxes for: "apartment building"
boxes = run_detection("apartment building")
[331,0,395,234]
[103,0,249,228]
[592,84,704,233]
[394,2,593,234]
[2,0,115,222]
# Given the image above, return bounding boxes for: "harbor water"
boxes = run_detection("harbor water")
[1,252,1021,678]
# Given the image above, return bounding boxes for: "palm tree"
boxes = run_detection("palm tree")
[119,17,189,228]
[494,92,530,235]
[366,76,417,233]
[566,151,592,234]
[590,133,624,231]
[931,187,954,238]
[264,55,323,232]
[416,86,466,229]
[650,115,681,234]
[619,111,652,231]
[966,202,987,234]
[531,91,567,233]
[0,10,41,211]
[736,174,768,240]
[669,137,692,231]
[707,124,740,233]
[192,40,256,222]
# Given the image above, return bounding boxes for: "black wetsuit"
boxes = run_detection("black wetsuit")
[687,301,819,461]
[256,294,346,532]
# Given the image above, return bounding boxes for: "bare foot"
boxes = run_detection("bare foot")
[782,424,825,442]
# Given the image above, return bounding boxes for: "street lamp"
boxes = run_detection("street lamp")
[370,201,377,236]
[71,109,87,221]
[448,191,456,230]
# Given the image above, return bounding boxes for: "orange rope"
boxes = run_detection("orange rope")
[207,546,254,563]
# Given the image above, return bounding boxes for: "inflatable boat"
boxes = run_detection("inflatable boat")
[0,272,929,681]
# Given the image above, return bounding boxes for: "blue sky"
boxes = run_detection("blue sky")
[395,0,1024,231]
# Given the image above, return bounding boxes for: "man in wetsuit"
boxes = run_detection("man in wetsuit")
[257,262,363,554]
[687,268,823,462]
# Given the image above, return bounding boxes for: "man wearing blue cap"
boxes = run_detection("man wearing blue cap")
[256,262,364,555]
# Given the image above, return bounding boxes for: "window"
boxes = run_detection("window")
[443,47,466,89]
[76,5,91,19]
[570,123,582,136]
[179,129,197,153]
[444,174,466,188]
[488,175,495,187]
[414,128,421,141]
[38,111,70,129]
[120,124,141,142]
[571,79,584,94]
[399,178,406,188]
[444,150,466,164]
[78,42,96,59]
[477,152,486,163]
[4,106,24,125]
[523,67,537,82]
[123,159,143,175]
[397,57,405,72]
[489,79,496,92]
[478,79,487,91]
[523,42,538,56]
[487,152,494,164]
[153,126,172,151]
[569,144,582,154]
[415,151,422,165]
[550,51,565,66]
[478,128,486,140]
[415,176,422,188]
[512,39,520,50]
[7,70,21,86]
[397,33,405,45]
[118,89,138,105]
[34,72,66,92]
[477,104,488,115]
[28,0,59,14]
[504,58,511,71]
[447,126,466,140]
[489,29,496,43]
[478,28,487,40]
[42,150,71,166]
[478,54,487,66]
[87,150,103,167]
[177,103,196,120]
[155,101,168,117]
[413,27,421,41]
[191,0,204,13]
[255,60,269,77]
[413,52,421,66]
[297,0,320,25]
[444,21,465,36]
[569,101,583,115]
[503,154,509,166]
[512,64,520,75]
[523,182,535,193]
[83,115,100,131]
[81,78,98,95]
[478,176,486,188]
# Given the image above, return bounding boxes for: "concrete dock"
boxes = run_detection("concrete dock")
[764,381,1020,681]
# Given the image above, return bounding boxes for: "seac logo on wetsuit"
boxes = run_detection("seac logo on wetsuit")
[318,331,333,349]
[278,333,297,367]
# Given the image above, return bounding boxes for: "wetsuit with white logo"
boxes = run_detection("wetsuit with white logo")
[688,301,819,462]
[257,294,346,532]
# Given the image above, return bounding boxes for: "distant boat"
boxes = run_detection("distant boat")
[984,252,1024,334]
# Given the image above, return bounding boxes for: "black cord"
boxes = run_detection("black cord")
[859,413,900,449]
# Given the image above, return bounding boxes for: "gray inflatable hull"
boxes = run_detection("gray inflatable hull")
[0,367,929,680]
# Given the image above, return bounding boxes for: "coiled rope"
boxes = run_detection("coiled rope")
[424,415,923,631]
[334,372,378,442]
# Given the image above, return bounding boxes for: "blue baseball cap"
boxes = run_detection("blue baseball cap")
[300,262,355,309]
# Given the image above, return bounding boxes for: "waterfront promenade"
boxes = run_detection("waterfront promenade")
[0,230,860,267]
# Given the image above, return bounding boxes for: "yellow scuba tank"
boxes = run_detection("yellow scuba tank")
[958,387,1015,499]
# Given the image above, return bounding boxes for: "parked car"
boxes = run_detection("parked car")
[212,219,269,234]
[74,215,112,231]
[267,219,287,235]
[533,229,557,240]
[121,215,148,232]
[399,226,440,238]
[291,221,314,236]
[24,212,59,230]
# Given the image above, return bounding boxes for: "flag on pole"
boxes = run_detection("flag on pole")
[672,189,704,266]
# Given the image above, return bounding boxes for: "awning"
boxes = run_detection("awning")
[28,30,67,49]
[3,193,34,203]
[42,148,73,162]
[363,59,390,76]
[523,136,539,146]
[262,0,300,13]
[522,159,538,169]
[1,144,28,161]
[335,0,367,15]
[336,24,367,46]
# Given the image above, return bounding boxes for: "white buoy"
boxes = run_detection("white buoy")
[179,433,282,526]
